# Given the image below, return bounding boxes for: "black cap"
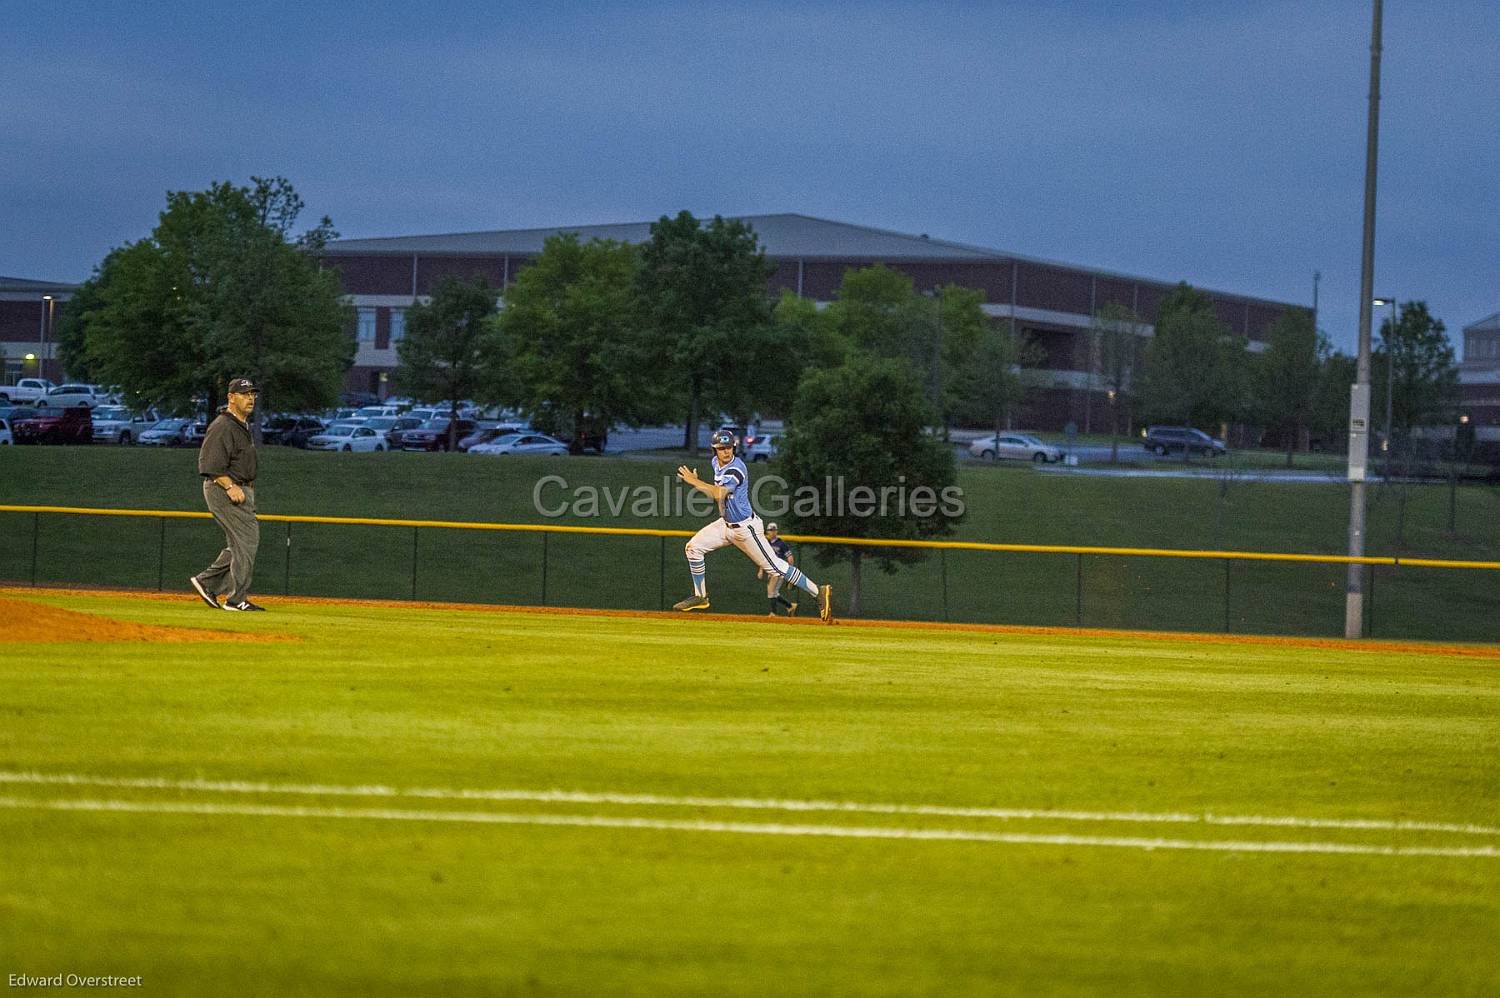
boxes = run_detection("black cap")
[226,378,259,395]
[710,429,736,448]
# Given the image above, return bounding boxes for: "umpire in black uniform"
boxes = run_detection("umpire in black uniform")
[190,377,265,611]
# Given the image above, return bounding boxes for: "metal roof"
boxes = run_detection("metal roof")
[323,213,1002,261]
[1463,311,1500,333]
[322,212,1297,307]
[0,276,79,293]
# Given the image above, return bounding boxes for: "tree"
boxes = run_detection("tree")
[1090,303,1147,463]
[500,234,667,445]
[822,266,992,433]
[1252,307,1324,467]
[1138,283,1248,453]
[1374,300,1459,443]
[1310,348,1356,446]
[59,176,351,420]
[394,277,505,450]
[636,212,776,448]
[948,318,1038,453]
[778,355,963,615]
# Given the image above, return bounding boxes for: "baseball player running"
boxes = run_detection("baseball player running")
[674,429,832,622]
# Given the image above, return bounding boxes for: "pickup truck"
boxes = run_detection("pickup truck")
[0,378,57,404]
[91,405,160,445]
[12,405,93,445]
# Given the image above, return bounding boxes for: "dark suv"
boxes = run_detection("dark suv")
[401,418,477,452]
[1142,425,1226,457]
[12,405,93,445]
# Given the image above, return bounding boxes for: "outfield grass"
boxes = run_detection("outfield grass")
[1,591,1496,996]
[1,446,1498,640]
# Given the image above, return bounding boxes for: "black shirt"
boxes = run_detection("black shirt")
[769,536,791,560]
[198,412,258,485]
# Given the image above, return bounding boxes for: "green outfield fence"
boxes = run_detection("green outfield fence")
[3,504,1499,643]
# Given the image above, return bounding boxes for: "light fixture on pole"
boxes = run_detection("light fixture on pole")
[41,293,56,377]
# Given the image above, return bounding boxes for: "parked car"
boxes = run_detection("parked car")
[306,424,389,452]
[469,432,570,456]
[967,432,1064,464]
[12,405,93,445]
[138,417,194,447]
[39,383,107,408]
[0,417,12,446]
[353,404,403,420]
[0,404,39,426]
[716,423,760,457]
[90,405,158,445]
[401,418,477,452]
[262,415,327,447]
[363,415,423,443]
[746,432,781,463]
[458,424,528,452]
[1142,425,1226,457]
[0,378,56,404]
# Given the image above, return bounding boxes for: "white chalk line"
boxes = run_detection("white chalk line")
[1,771,1496,838]
[0,795,1495,858]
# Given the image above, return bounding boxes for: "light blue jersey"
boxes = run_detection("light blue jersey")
[714,454,753,523]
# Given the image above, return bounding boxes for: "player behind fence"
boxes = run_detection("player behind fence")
[758,522,799,616]
[674,429,832,622]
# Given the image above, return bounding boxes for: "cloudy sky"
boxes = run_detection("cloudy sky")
[2,0,1496,353]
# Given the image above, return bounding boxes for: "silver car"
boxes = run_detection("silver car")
[968,432,1064,464]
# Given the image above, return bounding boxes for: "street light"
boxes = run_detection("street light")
[921,288,945,439]
[1372,298,1397,466]
[40,293,56,379]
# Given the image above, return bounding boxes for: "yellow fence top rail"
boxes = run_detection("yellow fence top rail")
[4,504,1499,570]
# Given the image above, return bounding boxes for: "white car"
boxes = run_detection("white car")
[306,424,388,452]
[91,405,158,445]
[39,383,106,408]
[139,417,194,447]
[968,432,1064,464]
[0,378,56,404]
[354,404,403,419]
[469,432,569,456]
[0,416,12,445]
[746,432,780,463]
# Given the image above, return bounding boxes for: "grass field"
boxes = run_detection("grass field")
[2,589,1497,995]
[2,446,1498,640]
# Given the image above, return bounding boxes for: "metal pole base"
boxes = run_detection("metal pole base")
[1344,592,1365,640]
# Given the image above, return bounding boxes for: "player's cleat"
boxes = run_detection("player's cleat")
[818,585,833,623]
[189,576,219,608]
[222,600,267,612]
[788,601,799,617]
[673,595,711,612]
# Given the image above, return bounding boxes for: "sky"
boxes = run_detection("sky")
[2,0,1496,355]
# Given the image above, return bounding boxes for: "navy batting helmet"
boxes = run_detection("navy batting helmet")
[710,429,737,449]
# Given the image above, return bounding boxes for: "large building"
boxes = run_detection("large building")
[0,276,77,385]
[319,214,1301,429]
[1459,311,1500,431]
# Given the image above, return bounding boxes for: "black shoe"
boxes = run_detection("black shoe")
[189,576,219,608]
[222,600,267,612]
[672,594,710,612]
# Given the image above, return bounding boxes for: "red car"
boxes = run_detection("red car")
[12,405,93,445]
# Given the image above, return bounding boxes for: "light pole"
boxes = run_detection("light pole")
[1372,297,1397,474]
[40,295,53,379]
[1345,0,1383,640]
[922,288,946,439]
